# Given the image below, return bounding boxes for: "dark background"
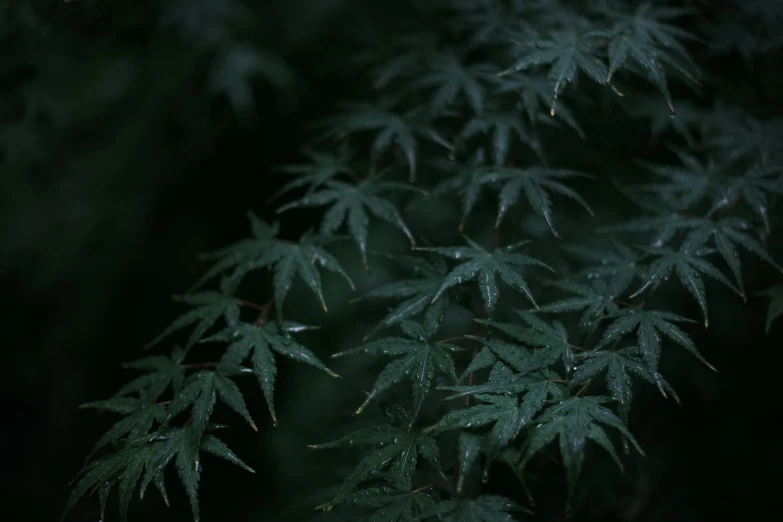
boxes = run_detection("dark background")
[2,1,781,521]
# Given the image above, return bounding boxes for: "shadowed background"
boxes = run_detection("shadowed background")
[2,1,782,521]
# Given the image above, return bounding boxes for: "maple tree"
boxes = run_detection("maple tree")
[56,1,783,521]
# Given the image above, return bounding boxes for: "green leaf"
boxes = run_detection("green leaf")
[200,433,256,473]
[165,371,218,440]
[630,243,742,326]
[81,405,164,458]
[213,372,257,431]
[499,30,609,115]
[209,320,339,425]
[352,252,449,340]
[596,2,699,112]
[434,371,564,475]
[520,396,642,509]
[269,143,354,202]
[65,423,240,522]
[116,348,186,401]
[485,166,594,235]
[479,312,576,374]
[278,177,418,264]
[419,494,531,521]
[412,50,497,115]
[537,277,629,333]
[309,422,442,505]
[704,107,783,167]
[418,236,552,315]
[194,217,353,317]
[333,320,461,417]
[706,164,783,233]
[758,285,783,334]
[570,347,679,421]
[146,291,241,350]
[496,72,584,137]
[64,443,153,522]
[336,477,436,521]
[620,150,718,212]
[597,309,715,385]
[442,165,593,236]
[456,106,544,165]
[319,101,449,181]
[456,431,482,494]
[191,213,279,289]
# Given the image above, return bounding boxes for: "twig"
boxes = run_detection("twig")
[181,362,219,370]
[413,479,452,494]
[466,306,487,407]
[255,297,275,326]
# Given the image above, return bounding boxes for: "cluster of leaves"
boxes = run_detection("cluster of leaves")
[68,1,783,521]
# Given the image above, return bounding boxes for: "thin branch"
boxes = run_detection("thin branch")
[255,297,275,326]
[413,479,452,494]
[181,362,219,370]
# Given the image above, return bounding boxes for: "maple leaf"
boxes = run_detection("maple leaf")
[520,396,642,509]
[447,165,593,236]
[192,215,354,318]
[598,211,701,248]
[165,369,258,442]
[704,106,783,166]
[115,347,187,402]
[420,494,531,521]
[191,212,280,288]
[319,101,449,180]
[477,312,576,373]
[332,320,461,417]
[707,164,783,233]
[681,217,783,296]
[625,94,703,146]
[64,425,252,522]
[145,287,241,350]
[427,154,489,231]
[269,143,354,202]
[498,30,609,115]
[496,72,584,137]
[351,252,449,340]
[596,309,715,391]
[758,285,783,334]
[629,243,742,326]
[434,364,564,474]
[455,106,544,165]
[336,476,436,521]
[570,347,679,423]
[595,2,700,112]
[79,401,167,460]
[624,150,718,212]
[206,320,339,425]
[357,30,439,89]
[418,236,552,315]
[450,0,526,48]
[278,177,420,265]
[309,420,442,506]
[538,277,628,333]
[411,50,497,115]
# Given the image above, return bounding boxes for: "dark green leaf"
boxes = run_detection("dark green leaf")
[333,321,461,417]
[278,177,418,264]
[520,397,642,509]
[419,236,552,315]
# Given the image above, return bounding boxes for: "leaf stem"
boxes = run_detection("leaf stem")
[255,297,275,326]
[413,479,452,494]
[181,362,219,369]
